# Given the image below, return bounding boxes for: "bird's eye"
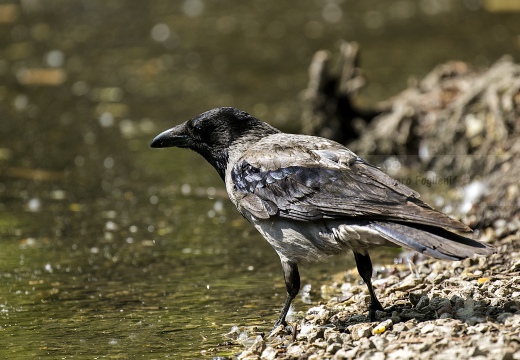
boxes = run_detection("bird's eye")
[189,119,214,143]
[190,119,204,134]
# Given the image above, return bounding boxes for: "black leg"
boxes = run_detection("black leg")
[273,260,300,329]
[354,251,383,321]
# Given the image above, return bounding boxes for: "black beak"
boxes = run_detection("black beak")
[150,123,190,148]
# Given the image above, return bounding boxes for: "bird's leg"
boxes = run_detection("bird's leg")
[354,251,383,321]
[272,260,300,330]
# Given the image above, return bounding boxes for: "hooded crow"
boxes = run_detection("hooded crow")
[150,107,495,332]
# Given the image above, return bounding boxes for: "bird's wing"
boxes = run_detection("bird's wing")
[231,134,469,232]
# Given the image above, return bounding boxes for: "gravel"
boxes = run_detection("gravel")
[229,225,520,360]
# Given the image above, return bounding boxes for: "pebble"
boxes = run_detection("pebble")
[347,323,373,340]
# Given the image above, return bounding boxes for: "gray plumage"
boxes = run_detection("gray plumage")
[150,107,495,332]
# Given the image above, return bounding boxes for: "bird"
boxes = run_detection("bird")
[150,107,495,333]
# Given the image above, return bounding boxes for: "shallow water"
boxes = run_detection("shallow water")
[0,0,518,358]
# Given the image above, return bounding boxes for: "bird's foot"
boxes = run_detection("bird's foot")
[368,301,384,322]
[267,322,292,339]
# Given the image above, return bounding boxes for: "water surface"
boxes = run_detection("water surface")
[0,1,518,358]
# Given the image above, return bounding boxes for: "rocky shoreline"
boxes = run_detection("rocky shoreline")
[230,222,519,360]
[215,47,520,360]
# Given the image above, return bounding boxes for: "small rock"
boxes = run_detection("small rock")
[347,323,374,340]
[420,323,436,334]
[260,346,277,360]
[363,351,385,360]
[399,310,426,321]
[392,323,407,332]
[326,343,342,355]
[390,312,401,324]
[456,299,476,319]
[339,332,351,345]
[434,318,449,325]
[337,313,368,328]
[249,335,265,354]
[334,347,358,360]
[393,275,422,292]
[409,292,423,306]
[434,298,454,316]
[225,326,241,339]
[357,350,382,360]
[510,259,520,271]
[237,352,259,360]
[439,313,452,320]
[297,323,324,342]
[286,343,305,358]
[306,305,331,324]
[473,323,490,333]
[386,348,416,360]
[504,314,520,327]
[503,300,519,312]
[358,337,375,351]
[325,329,343,344]
[371,336,388,352]
[415,295,430,309]
[440,320,467,336]
[497,312,513,323]
[466,316,486,326]
[429,296,451,310]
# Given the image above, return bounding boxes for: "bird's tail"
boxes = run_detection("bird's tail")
[370,221,496,260]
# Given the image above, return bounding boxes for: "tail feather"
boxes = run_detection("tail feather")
[370,222,496,261]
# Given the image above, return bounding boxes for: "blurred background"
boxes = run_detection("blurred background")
[0,0,519,358]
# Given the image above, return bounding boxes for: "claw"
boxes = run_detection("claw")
[267,324,287,339]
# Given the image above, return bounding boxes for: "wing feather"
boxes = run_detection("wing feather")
[230,134,470,232]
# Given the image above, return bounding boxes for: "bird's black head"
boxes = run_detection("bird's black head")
[150,107,279,180]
